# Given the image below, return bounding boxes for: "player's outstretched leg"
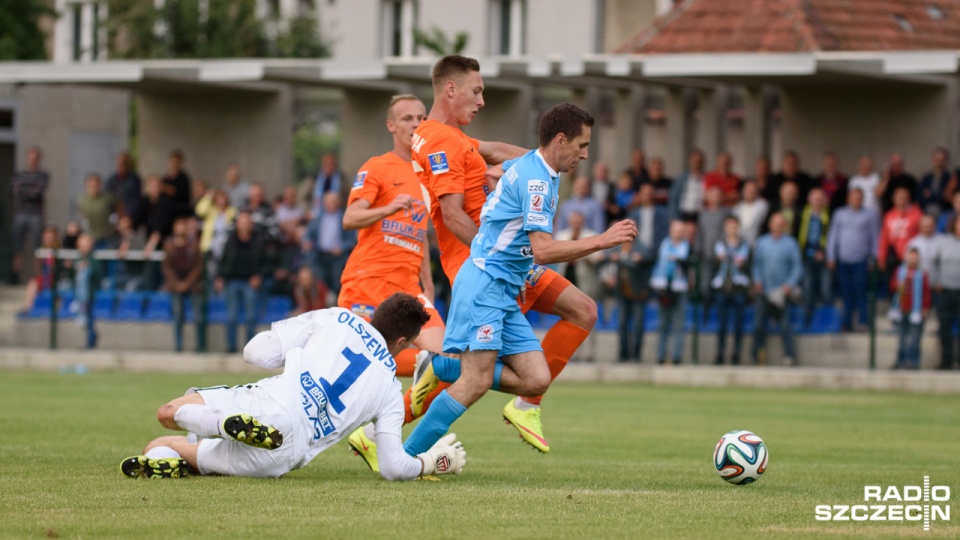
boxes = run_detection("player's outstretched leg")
[508,281,596,453]
[348,424,379,473]
[221,414,283,450]
[120,455,190,479]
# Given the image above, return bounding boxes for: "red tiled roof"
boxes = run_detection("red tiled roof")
[618,0,960,53]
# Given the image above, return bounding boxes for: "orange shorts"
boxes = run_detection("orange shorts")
[338,279,444,330]
[518,264,570,314]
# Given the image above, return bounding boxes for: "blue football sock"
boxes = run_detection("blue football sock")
[432,354,461,383]
[491,361,504,392]
[403,390,467,456]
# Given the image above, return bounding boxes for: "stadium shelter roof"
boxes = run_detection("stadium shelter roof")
[1,51,958,91]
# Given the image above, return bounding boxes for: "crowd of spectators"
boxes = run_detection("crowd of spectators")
[13,148,354,352]
[10,143,960,368]
[566,147,960,369]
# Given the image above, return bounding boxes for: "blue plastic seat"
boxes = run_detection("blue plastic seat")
[261,296,293,323]
[113,292,146,320]
[206,295,228,324]
[143,292,173,321]
[93,292,115,319]
[20,290,53,319]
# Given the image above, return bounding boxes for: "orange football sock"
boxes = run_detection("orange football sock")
[394,348,417,378]
[521,320,590,406]
[403,381,452,425]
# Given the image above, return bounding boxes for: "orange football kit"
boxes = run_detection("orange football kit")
[337,151,443,376]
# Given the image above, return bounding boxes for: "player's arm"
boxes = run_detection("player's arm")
[374,391,465,480]
[485,164,504,193]
[342,196,412,230]
[477,141,528,165]
[528,220,638,266]
[439,193,479,247]
[242,310,328,368]
[420,236,435,302]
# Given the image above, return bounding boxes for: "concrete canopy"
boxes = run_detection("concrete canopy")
[1,51,958,186]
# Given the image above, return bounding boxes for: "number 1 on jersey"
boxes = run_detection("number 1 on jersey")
[320,347,372,414]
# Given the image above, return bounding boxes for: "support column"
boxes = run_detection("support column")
[695,86,725,164]
[340,88,399,179]
[743,85,769,172]
[664,85,690,176]
[611,85,643,175]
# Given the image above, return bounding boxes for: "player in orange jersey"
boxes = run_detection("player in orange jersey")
[407,55,600,454]
[338,95,443,374]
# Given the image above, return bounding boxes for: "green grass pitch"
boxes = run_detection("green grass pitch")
[2,369,959,539]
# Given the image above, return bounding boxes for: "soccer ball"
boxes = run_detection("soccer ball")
[713,430,768,485]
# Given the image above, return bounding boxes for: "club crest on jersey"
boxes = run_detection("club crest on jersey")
[429,152,449,174]
[435,454,451,473]
[529,194,544,213]
[404,200,428,224]
[352,171,367,189]
[477,324,495,343]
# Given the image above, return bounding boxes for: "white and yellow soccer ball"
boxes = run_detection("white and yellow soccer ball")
[713,430,768,485]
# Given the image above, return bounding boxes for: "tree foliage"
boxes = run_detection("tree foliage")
[0,0,56,61]
[413,26,468,56]
[106,0,330,59]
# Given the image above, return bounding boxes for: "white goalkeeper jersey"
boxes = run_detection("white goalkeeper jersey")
[253,308,404,470]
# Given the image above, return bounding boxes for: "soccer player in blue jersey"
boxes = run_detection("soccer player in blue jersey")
[401,103,639,457]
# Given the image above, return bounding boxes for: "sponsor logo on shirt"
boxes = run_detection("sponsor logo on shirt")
[526,212,548,226]
[527,179,548,193]
[477,324,495,343]
[429,152,450,175]
[300,371,335,441]
[520,246,534,258]
[352,171,367,189]
[529,194,544,213]
[525,264,547,287]
[350,304,376,319]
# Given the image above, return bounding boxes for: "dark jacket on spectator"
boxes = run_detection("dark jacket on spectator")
[137,196,175,241]
[218,231,268,281]
[106,170,143,218]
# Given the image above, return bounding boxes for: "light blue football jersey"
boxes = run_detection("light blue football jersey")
[470,149,559,287]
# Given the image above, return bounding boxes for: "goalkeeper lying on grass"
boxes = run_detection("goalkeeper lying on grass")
[119,293,466,481]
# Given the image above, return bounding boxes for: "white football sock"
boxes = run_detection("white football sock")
[514,397,539,410]
[145,446,181,459]
[173,404,224,437]
[363,423,376,440]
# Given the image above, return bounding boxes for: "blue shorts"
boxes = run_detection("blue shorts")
[442,260,542,356]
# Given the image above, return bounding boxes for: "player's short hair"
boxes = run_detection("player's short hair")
[537,103,595,147]
[370,293,430,344]
[387,94,420,120]
[432,55,480,90]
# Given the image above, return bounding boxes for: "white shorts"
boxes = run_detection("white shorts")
[191,384,300,479]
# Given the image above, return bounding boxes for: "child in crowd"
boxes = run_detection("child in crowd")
[650,220,690,365]
[711,216,751,365]
[20,226,60,313]
[889,247,931,369]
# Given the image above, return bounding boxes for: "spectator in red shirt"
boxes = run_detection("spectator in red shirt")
[878,187,922,272]
[704,152,741,207]
[817,151,848,212]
